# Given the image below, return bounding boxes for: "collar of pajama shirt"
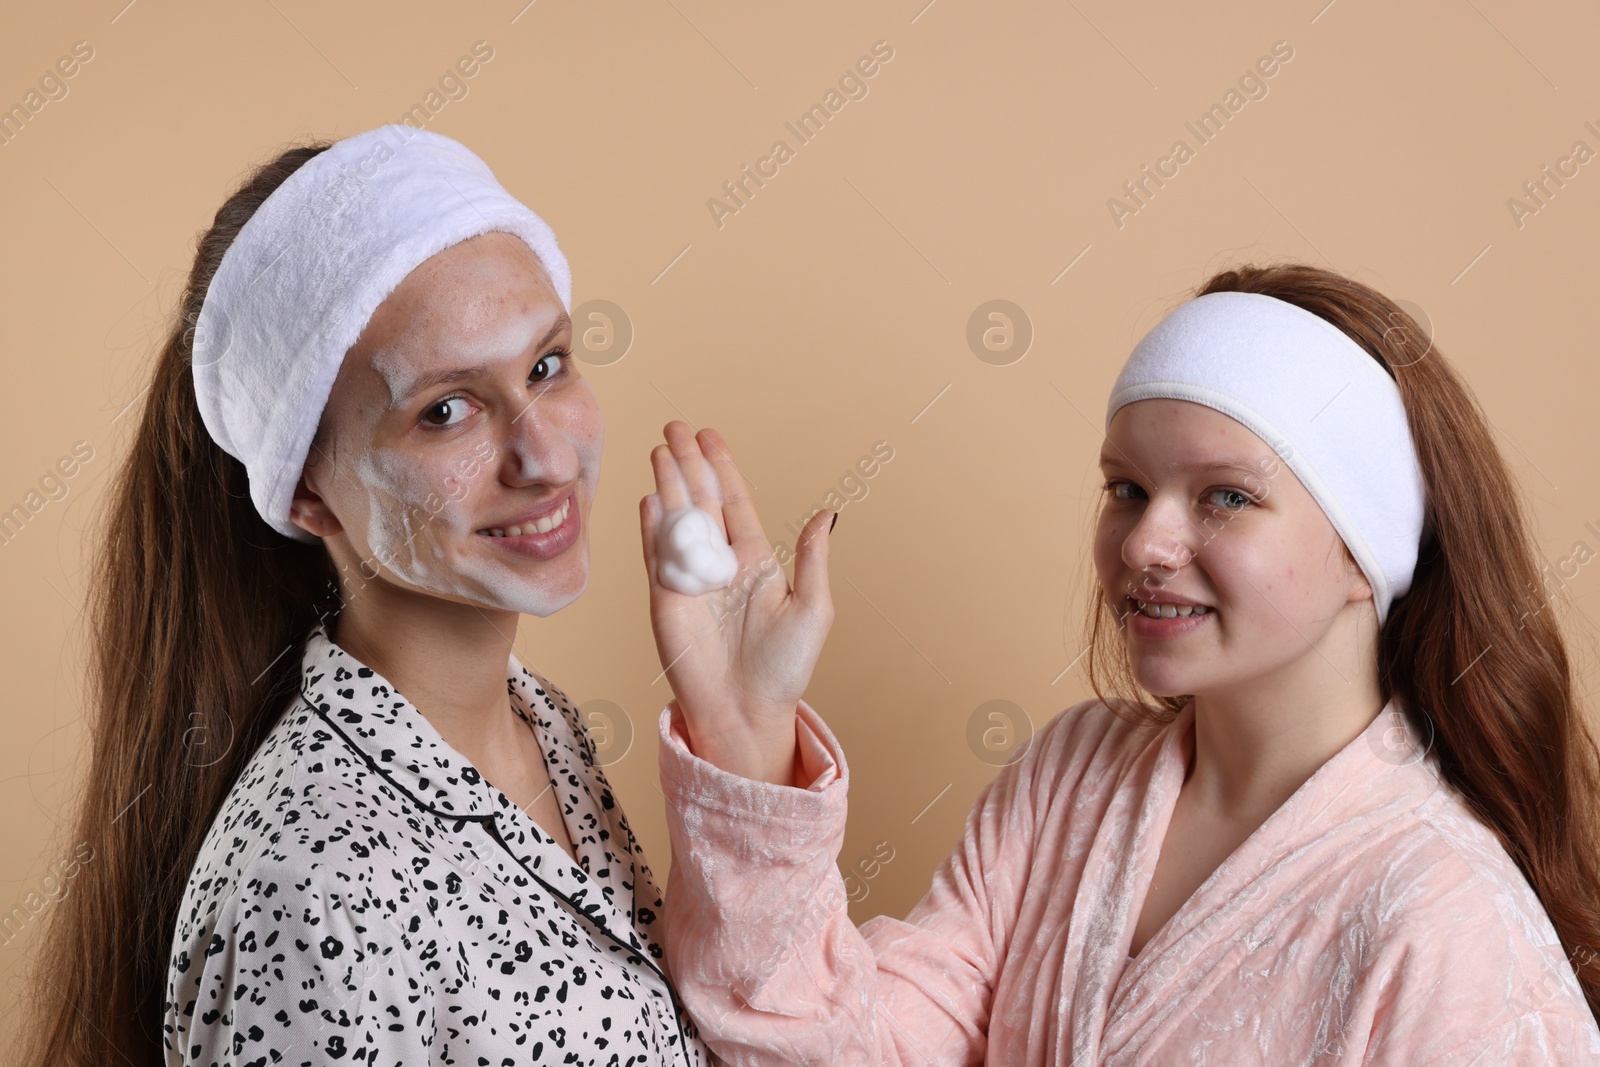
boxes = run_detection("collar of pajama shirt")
[163,620,710,1066]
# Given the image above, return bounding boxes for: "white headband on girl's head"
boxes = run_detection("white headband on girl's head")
[191,124,572,543]
[1104,290,1428,628]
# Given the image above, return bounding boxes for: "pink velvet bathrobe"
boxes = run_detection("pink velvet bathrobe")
[656,695,1600,1065]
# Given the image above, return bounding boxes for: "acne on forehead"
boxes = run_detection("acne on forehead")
[367,304,555,411]
[358,232,561,407]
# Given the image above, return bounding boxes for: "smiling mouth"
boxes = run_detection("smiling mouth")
[1126,595,1214,619]
[478,495,572,537]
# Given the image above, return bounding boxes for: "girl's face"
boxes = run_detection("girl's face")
[1092,398,1373,699]
[292,230,601,618]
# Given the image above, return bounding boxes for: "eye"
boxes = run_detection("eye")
[421,395,474,428]
[530,348,571,385]
[1207,488,1254,510]
[1100,480,1253,511]
[417,348,572,431]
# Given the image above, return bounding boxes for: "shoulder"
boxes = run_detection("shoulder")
[963,695,1171,827]
[164,837,433,1061]
[1356,786,1593,1021]
[171,696,436,958]
[1379,786,1559,940]
[1402,1009,1600,1066]
[166,706,445,1028]
[1021,694,1171,779]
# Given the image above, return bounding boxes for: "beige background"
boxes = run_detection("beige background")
[4,0,1599,1040]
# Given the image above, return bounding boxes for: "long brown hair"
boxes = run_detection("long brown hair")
[18,140,342,1065]
[1081,261,1600,1020]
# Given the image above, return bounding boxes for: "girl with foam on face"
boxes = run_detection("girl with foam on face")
[638,266,1600,1063]
[20,126,713,1066]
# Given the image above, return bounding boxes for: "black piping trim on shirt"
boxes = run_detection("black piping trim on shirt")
[304,691,491,822]
[479,816,696,1064]
[304,691,698,1063]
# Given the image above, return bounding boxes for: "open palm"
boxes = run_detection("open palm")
[638,421,835,784]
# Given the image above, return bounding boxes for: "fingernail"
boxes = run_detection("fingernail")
[829,511,838,533]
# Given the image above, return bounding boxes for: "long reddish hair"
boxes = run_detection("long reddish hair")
[17,140,340,1064]
[1082,262,1600,1021]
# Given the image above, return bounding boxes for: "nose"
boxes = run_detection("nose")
[497,397,582,489]
[1120,496,1196,584]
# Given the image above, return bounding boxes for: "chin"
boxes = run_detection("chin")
[561,554,591,601]
[521,549,591,616]
[1129,660,1198,701]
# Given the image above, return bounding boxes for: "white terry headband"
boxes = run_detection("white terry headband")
[1104,290,1427,628]
[192,123,572,543]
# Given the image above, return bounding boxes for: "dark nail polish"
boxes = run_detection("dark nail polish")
[829,511,838,533]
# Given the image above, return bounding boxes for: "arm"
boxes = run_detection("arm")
[660,697,1036,1067]
[637,424,1011,1060]
[1364,868,1600,1066]
[165,860,436,1067]
[1410,1010,1600,1066]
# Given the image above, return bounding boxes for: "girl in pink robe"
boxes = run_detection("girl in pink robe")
[655,696,1598,1063]
[636,265,1600,1064]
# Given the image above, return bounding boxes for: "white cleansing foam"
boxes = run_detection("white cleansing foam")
[656,506,738,595]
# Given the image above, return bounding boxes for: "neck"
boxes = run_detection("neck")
[1182,609,1384,822]
[1185,689,1384,823]
[330,581,524,763]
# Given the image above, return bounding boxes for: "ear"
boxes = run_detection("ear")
[1345,552,1374,606]
[1329,536,1374,606]
[289,468,343,539]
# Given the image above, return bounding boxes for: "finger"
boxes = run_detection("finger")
[651,443,691,513]
[663,421,726,527]
[791,507,835,618]
[639,492,660,585]
[697,427,766,550]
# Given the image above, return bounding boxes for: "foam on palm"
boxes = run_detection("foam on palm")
[656,506,738,595]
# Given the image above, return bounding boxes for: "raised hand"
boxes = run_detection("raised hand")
[639,421,836,785]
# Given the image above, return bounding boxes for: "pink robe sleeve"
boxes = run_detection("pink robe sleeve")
[658,697,1036,1066]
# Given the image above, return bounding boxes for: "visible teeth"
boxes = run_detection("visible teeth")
[485,498,570,537]
[1132,597,1210,619]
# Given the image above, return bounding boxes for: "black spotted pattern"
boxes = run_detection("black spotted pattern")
[162,621,709,1066]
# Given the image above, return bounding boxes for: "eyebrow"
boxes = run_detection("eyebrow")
[1098,454,1266,478]
[390,313,572,409]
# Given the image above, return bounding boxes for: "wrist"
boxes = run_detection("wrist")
[679,702,801,786]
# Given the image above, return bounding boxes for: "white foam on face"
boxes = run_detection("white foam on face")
[368,296,524,412]
[452,407,602,617]
[656,506,738,595]
[329,237,600,618]
[368,343,418,411]
[348,425,598,617]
